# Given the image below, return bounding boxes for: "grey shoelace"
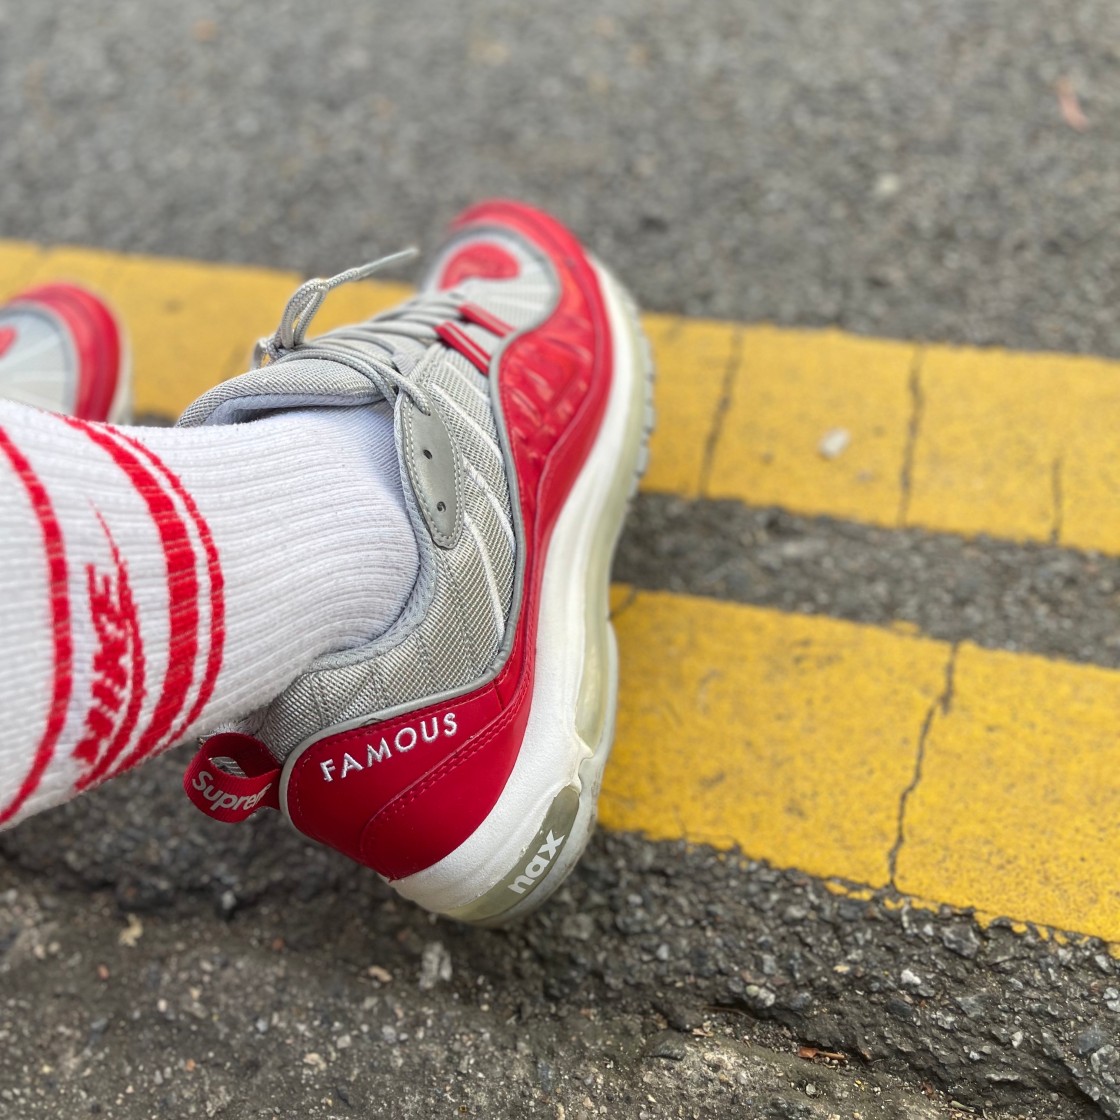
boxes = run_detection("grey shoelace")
[253,250,468,415]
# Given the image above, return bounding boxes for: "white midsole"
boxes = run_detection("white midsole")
[391,262,641,914]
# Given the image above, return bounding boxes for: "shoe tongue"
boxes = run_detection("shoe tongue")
[178,320,434,429]
[177,355,395,428]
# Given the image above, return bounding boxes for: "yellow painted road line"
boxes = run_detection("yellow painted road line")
[704,326,916,526]
[898,641,1120,943]
[0,241,44,293]
[5,240,1120,554]
[605,589,1120,944]
[639,313,737,498]
[603,589,948,889]
[907,345,1120,547]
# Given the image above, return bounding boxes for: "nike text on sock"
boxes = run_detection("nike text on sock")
[0,402,417,826]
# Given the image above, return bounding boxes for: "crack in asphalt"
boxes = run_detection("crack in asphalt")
[697,325,742,496]
[888,642,958,889]
[897,345,925,527]
[608,584,639,620]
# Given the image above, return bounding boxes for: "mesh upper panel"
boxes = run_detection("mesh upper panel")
[178,360,381,428]
[251,342,520,755]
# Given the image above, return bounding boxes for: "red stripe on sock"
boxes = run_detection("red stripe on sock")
[66,419,201,788]
[115,432,225,758]
[0,426,74,825]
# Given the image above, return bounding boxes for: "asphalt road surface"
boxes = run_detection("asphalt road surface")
[3,1,1120,1117]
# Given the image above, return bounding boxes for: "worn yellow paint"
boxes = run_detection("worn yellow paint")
[905,345,1120,549]
[0,242,46,296]
[640,313,737,497]
[706,327,915,525]
[906,347,1060,541]
[16,247,302,416]
[896,642,1120,942]
[605,589,1120,943]
[820,877,1096,944]
[602,588,948,889]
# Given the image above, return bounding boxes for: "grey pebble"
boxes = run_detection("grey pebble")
[1077,1023,1113,1057]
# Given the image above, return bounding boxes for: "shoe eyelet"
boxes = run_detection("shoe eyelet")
[437,501,446,512]
[423,449,433,460]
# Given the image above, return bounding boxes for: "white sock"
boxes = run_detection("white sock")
[0,400,417,827]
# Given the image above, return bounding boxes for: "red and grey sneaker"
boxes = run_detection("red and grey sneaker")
[0,283,130,422]
[180,200,654,924]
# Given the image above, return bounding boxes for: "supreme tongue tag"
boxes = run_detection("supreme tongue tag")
[183,733,281,823]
